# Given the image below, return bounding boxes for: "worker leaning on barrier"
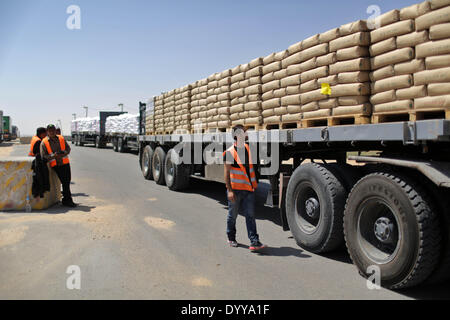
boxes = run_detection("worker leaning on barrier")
[29,127,50,198]
[40,124,77,208]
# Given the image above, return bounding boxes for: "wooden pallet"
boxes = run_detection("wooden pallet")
[372,108,450,124]
[262,122,302,130]
[302,115,370,128]
[205,127,228,133]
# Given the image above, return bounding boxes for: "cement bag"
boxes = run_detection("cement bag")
[430,0,450,10]
[427,83,450,96]
[377,9,400,27]
[318,98,338,109]
[231,119,245,126]
[373,100,414,113]
[246,94,260,102]
[230,113,240,121]
[300,102,319,112]
[239,80,250,89]
[317,75,338,86]
[287,85,301,95]
[262,90,274,100]
[274,50,289,61]
[319,28,340,43]
[287,105,302,113]
[263,53,276,66]
[262,109,275,117]
[425,54,450,69]
[218,93,230,101]
[371,20,415,43]
[286,64,304,76]
[282,52,303,68]
[273,107,288,116]
[281,75,301,87]
[371,74,413,93]
[396,85,427,99]
[249,77,262,86]
[244,117,262,125]
[370,65,395,81]
[281,94,301,106]
[273,88,287,98]
[300,90,326,104]
[316,53,337,67]
[217,107,230,115]
[394,59,425,76]
[249,57,263,68]
[337,46,369,61]
[218,78,230,87]
[220,85,230,93]
[414,95,450,109]
[329,58,371,75]
[263,61,282,74]
[332,104,372,116]
[414,67,450,85]
[400,2,431,20]
[230,88,245,99]
[330,83,370,97]
[303,109,331,119]
[298,57,318,73]
[329,32,370,52]
[240,63,250,73]
[396,31,429,49]
[230,104,243,114]
[371,47,415,70]
[230,82,240,91]
[245,66,263,78]
[274,69,288,80]
[416,39,450,58]
[262,73,275,84]
[338,71,370,84]
[416,6,450,31]
[302,34,320,50]
[263,80,281,93]
[288,41,302,55]
[264,115,281,123]
[231,73,245,83]
[300,79,319,93]
[339,20,369,36]
[231,65,241,76]
[217,120,231,128]
[262,98,281,110]
[338,95,370,106]
[244,101,262,111]
[301,66,329,83]
[282,114,301,122]
[299,43,329,63]
[430,23,450,40]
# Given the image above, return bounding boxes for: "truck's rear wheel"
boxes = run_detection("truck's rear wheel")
[164,149,190,191]
[95,136,101,148]
[343,172,441,289]
[113,138,118,152]
[75,136,79,146]
[152,147,166,185]
[118,138,126,153]
[141,145,154,180]
[285,163,347,253]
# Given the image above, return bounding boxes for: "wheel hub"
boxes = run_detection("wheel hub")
[374,217,394,243]
[305,197,320,219]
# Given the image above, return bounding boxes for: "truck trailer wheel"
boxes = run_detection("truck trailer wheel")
[118,138,126,153]
[152,147,166,185]
[285,163,347,253]
[75,136,79,146]
[164,149,190,191]
[95,136,101,148]
[343,172,441,289]
[141,145,154,180]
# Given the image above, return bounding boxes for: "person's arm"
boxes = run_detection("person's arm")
[33,141,41,157]
[224,163,235,202]
[40,141,54,161]
[64,140,71,155]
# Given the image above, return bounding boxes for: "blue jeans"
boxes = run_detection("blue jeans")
[227,190,259,244]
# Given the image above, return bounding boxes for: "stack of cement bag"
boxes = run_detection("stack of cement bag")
[206,70,232,130]
[145,97,155,135]
[73,117,100,133]
[154,95,164,133]
[190,79,208,131]
[163,90,176,133]
[229,58,264,127]
[412,1,450,112]
[174,85,191,132]
[105,113,140,135]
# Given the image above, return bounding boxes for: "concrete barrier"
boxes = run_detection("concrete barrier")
[0,157,61,211]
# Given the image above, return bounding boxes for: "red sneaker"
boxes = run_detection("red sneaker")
[249,242,266,252]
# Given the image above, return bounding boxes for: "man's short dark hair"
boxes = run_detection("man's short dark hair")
[47,124,56,130]
[36,127,47,136]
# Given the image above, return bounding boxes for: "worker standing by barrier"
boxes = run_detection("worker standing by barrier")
[224,125,266,252]
[29,127,50,199]
[40,124,76,208]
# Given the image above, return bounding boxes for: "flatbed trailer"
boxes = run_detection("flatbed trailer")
[109,133,139,153]
[138,104,450,289]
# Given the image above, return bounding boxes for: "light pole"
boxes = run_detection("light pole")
[118,103,124,112]
[82,106,88,117]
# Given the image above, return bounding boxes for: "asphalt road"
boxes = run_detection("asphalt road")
[0,142,449,300]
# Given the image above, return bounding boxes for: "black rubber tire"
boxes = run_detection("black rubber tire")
[71,137,75,145]
[113,138,118,152]
[285,163,347,253]
[152,147,166,185]
[323,163,363,193]
[164,149,190,191]
[141,145,154,180]
[79,136,84,147]
[118,138,126,153]
[343,172,442,289]
[95,136,101,148]
[75,136,79,146]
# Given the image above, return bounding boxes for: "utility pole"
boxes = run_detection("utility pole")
[119,103,124,112]
[82,106,88,117]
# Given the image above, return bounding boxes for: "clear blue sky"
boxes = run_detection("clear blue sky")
[0,0,420,135]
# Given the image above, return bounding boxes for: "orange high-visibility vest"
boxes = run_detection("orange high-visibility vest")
[28,136,41,157]
[224,144,258,192]
[42,135,70,167]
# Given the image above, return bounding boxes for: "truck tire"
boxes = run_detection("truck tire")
[152,147,166,185]
[285,163,347,253]
[75,136,79,146]
[343,172,442,289]
[95,136,101,148]
[113,138,118,152]
[118,138,126,153]
[141,145,154,180]
[164,149,190,191]
[323,163,363,193]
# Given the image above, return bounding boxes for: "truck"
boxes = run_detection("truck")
[2,116,12,141]
[105,113,140,153]
[11,125,19,140]
[137,102,450,290]
[71,111,125,148]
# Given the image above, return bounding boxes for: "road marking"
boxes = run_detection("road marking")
[0,225,29,248]
[148,198,158,202]
[144,217,175,230]
[191,277,213,287]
